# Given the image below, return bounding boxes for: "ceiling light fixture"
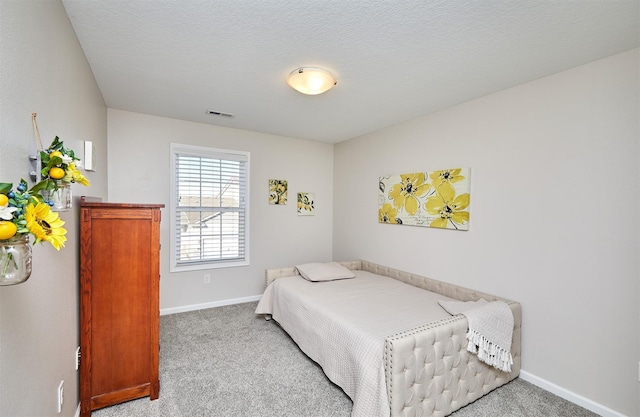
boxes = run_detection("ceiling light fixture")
[287,67,337,95]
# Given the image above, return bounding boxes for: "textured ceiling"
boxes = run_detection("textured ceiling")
[61,1,639,144]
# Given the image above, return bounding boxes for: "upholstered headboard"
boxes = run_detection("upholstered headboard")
[264,260,362,286]
[265,260,513,303]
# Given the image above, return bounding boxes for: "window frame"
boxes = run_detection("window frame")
[170,143,250,272]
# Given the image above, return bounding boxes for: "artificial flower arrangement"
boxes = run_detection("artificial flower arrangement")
[37,136,89,189]
[0,179,67,250]
[0,136,90,250]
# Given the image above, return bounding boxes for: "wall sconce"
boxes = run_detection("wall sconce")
[287,67,337,95]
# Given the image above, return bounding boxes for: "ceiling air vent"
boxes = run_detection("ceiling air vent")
[207,109,234,118]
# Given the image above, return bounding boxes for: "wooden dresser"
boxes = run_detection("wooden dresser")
[79,198,164,416]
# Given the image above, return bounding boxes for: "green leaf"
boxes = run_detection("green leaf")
[48,136,64,151]
[0,183,12,194]
[49,156,63,166]
[30,179,55,194]
[29,194,43,204]
[29,182,45,194]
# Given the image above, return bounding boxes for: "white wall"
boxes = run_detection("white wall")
[107,109,334,310]
[333,49,639,416]
[0,1,108,416]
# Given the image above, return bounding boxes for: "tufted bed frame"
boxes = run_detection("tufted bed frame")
[264,260,521,417]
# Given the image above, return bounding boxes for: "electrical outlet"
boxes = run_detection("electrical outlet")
[204,274,211,284]
[57,380,64,413]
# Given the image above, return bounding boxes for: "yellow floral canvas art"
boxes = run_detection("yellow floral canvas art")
[269,179,288,205]
[297,192,315,216]
[378,168,470,230]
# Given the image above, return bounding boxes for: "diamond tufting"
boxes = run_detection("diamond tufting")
[371,259,521,417]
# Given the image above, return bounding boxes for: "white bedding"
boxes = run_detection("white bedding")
[255,270,457,417]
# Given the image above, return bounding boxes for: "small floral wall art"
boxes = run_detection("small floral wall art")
[378,168,470,230]
[269,179,288,205]
[297,192,315,216]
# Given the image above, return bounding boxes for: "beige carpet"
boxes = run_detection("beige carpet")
[93,302,599,417]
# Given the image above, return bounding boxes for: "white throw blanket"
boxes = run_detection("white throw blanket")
[438,299,514,372]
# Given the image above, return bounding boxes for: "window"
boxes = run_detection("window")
[170,143,249,271]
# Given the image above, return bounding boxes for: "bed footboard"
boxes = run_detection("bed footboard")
[384,302,521,417]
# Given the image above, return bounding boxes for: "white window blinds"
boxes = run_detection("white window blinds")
[170,144,249,271]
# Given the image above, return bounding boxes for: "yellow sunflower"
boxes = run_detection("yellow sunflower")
[425,183,470,229]
[388,172,430,215]
[24,203,67,250]
[378,203,398,224]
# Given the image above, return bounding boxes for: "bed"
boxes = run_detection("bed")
[255,260,521,417]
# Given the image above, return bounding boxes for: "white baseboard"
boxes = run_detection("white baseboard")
[520,370,626,417]
[160,295,262,316]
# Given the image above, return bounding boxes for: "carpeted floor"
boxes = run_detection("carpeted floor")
[93,302,599,417]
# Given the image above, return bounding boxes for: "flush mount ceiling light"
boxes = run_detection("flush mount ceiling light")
[287,67,337,95]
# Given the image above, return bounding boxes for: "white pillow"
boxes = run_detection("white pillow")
[295,262,355,282]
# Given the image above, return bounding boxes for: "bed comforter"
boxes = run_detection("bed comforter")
[255,270,459,417]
